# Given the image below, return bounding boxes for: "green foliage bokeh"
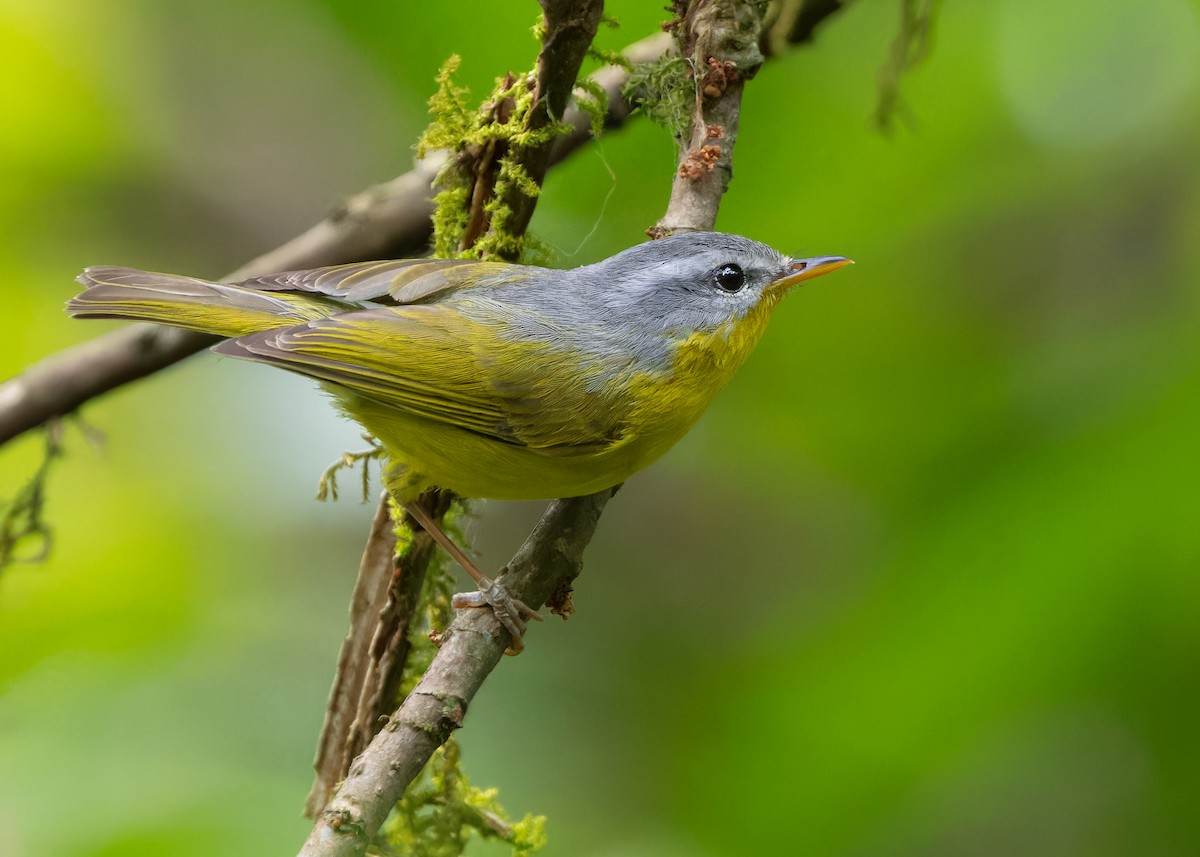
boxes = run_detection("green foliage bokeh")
[2,1,1200,855]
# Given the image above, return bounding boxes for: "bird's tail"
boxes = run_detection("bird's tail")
[68,266,352,338]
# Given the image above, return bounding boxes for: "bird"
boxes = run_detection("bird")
[68,232,851,645]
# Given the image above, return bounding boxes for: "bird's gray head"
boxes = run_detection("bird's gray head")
[570,232,849,338]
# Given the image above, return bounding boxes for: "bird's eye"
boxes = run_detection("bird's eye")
[713,263,745,292]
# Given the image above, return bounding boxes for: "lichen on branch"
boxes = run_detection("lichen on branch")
[418,61,569,261]
[418,1,607,263]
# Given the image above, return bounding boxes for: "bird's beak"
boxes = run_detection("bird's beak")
[769,256,853,292]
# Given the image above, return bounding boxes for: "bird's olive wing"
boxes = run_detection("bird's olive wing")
[213,305,624,451]
[237,259,520,304]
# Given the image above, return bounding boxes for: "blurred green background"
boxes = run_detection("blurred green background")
[3,0,1200,854]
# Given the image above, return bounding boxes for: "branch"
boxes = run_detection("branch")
[0,32,671,449]
[492,0,606,242]
[654,0,766,233]
[298,492,613,857]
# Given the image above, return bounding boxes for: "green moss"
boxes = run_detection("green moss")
[429,185,472,261]
[519,233,558,268]
[382,738,548,857]
[572,77,610,138]
[420,34,617,262]
[416,55,475,156]
[624,54,694,142]
[418,55,480,259]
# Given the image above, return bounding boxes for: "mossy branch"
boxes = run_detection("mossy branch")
[383,739,547,856]
[418,1,606,263]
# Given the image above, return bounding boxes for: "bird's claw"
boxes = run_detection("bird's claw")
[451,578,543,654]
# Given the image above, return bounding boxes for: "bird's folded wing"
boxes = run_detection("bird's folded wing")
[213,306,626,452]
[237,259,524,304]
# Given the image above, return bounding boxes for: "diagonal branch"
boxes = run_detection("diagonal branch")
[298,492,613,857]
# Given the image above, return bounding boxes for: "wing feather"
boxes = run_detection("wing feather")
[213,305,627,451]
[238,259,521,304]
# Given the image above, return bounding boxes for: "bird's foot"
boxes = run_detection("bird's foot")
[404,499,542,654]
[452,578,543,655]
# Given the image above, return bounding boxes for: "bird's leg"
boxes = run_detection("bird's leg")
[403,500,542,653]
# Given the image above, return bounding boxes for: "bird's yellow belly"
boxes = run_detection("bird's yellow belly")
[346,403,665,501]
[337,370,714,502]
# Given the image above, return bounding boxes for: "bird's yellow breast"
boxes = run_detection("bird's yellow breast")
[620,292,778,461]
